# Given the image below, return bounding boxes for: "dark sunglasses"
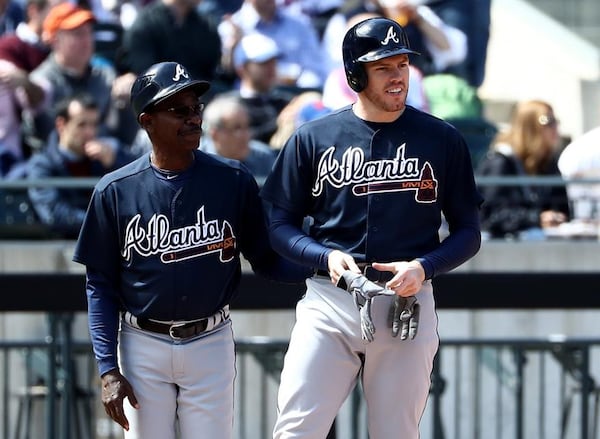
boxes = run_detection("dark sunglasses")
[154,102,205,119]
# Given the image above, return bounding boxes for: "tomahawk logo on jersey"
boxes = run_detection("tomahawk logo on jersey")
[312,144,438,202]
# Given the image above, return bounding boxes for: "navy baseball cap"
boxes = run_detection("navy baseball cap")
[130,62,211,120]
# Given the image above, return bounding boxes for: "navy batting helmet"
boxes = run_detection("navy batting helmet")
[342,17,420,93]
[130,62,210,120]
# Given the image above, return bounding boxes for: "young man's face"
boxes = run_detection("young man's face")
[242,58,278,93]
[361,54,410,114]
[57,101,99,154]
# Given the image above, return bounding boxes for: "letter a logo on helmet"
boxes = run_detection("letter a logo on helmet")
[381,26,400,46]
[173,63,189,82]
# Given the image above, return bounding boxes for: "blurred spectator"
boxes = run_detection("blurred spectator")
[0,0,24,35]
[558,126,600,223]
[276,0,343,39]
[222,32,296,144]
[430,0,491,88]
[200,94,276,182]
[28,3,123,147]
[322,0,466,78]
[476,100,570,239]
[198,0,243,23]
[218,0,328,89]
[0,0,50,177]
[27,92,135,238]
[423,72,497,168]
[269,90,330,149]
[119,0,222,90]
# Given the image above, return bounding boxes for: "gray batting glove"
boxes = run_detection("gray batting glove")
[337,271,395,342]
[387,295,420,340]
[337,271,395,301]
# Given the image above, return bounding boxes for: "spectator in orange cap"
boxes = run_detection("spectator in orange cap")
[27,2,138,152]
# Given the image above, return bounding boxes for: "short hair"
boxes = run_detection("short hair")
[54,93,98,121]
[202,95,249,132]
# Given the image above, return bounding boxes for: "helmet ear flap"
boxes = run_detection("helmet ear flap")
[345,60,367,93]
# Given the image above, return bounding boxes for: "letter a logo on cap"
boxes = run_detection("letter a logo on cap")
[172,64,189,82]
[381,26,400,46]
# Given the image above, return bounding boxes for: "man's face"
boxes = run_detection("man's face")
[361,54,410,114]
[57,101,99,154]
[53,22,94,68]
[211,108,251,161]
[142,89,204,152]
[243,58,278,94]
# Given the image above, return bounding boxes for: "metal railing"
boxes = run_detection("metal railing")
[2,323,600,439]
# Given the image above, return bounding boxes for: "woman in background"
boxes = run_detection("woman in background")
[477,99,570,238]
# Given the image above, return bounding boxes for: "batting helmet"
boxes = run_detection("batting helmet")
[342,17,420,93]
[130,62,210,120]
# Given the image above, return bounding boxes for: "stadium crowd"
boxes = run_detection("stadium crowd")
[1,0,597,239]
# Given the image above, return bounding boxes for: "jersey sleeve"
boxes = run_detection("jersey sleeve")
[72,185,121,280]
[260,131,313,215]
[238,169,311,283]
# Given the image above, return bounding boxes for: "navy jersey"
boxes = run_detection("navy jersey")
[73,149,283,321]
[260,105,483,263]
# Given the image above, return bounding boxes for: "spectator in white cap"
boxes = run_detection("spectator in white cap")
[218,0,328,89]
[218,33,296,145]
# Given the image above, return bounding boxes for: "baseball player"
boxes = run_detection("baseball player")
[73,62,308,439]
[260,17,483,439]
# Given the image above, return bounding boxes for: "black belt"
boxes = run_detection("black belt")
[315,264,394,283]
[125,307,229,340]
[135,318,209,339]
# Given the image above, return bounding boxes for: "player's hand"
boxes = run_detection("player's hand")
[327,250,361,285]
[101,369,139,431]
[371,260,425,297]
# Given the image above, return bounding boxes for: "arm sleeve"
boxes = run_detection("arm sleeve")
[86,267,121,376]
[267,204,332,271]
[417,205,481,279]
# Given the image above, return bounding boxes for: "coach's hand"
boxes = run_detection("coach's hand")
[101,369,139,431]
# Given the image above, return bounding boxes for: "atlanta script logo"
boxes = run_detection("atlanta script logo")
[122,207,236,264]
[312,145,438,202]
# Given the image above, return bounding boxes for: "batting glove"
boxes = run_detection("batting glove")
[337,271,395,342]
[387,295,420,340]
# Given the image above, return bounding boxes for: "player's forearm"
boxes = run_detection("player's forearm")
[268,205,332,271]
[419,224,481,279]
[86,269,121,375]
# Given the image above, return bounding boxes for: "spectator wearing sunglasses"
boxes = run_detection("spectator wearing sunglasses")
[476,99,570,239]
